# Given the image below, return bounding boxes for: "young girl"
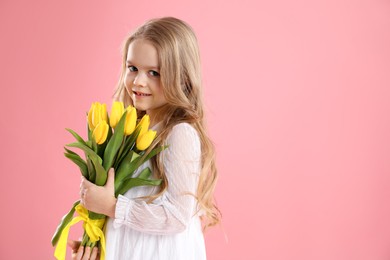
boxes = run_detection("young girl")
[69,17,220,260]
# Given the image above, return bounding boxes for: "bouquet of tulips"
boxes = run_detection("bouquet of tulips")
[51,101,165,260]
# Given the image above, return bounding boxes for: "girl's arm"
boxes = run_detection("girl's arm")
[113,123,201,235]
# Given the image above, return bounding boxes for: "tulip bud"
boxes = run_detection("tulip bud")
[92,102,102,127]
[110,101,125,128]
[92,120,109,144]
[124,106,137,136]
[137,114,150,137]
[136,130,157,151]
[88,102,108,131]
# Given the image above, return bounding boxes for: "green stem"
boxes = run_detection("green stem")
[81,231,89,246]
[116,136,127,166]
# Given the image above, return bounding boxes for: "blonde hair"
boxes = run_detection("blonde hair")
[113,17,220,229]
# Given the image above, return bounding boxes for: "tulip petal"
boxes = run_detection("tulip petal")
[136,130,156,151]
[137,114,150,137]
[93,121,109,145]
[110,101,124,128]
[92,102,101,127]
[124,107,137,136]
[87,103,95,130]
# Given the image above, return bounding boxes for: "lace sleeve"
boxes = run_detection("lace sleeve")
[113,123,201,235]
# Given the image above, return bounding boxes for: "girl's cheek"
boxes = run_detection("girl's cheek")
[124,74,133,87]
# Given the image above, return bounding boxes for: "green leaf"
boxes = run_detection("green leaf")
[115,127,141,167]
[97,126,112,159]
[92,138,98,153]
[117,153,143,181]
[137,167,151,179]
[114,151,140,191]
[114,136,127,169]
[67,142,107,185]
[64,147,78,156]
[66,142,102,164]
[51,200,80,246]
[87,113,92,141]
[128,145,168,174]
[103,111,127,171]
[86,156,96,182]
[64,152,89,178]
[66,128,87,146]
[116,177,162,196]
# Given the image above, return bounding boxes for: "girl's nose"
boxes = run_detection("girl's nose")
[133,72,147,87]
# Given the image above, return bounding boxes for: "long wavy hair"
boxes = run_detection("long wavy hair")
[113,17,220,229]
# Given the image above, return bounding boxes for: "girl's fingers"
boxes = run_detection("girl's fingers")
[75,246,84,260]
[81,246,91,260]
[90,247,99,260]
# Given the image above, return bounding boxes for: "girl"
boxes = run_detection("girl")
[70,17,220,260]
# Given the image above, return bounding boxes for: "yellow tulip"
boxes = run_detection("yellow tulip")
[137,114,150,137]
[88,102,108,131]
[110,101,124,128]
[94,103,107,126]
[136,130,157,151]
[92,120,109,144]
[124,106,137,136]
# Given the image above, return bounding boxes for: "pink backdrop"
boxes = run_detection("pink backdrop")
[1,0,390,259]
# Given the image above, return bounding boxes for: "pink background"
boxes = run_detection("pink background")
[1,0,390,259]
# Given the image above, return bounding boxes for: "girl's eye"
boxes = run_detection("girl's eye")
[128,65,137,72]
[149,70,160,77]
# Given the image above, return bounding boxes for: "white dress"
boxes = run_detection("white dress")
[104,123,206,260]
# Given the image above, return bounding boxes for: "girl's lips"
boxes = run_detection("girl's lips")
[133,91,151,97]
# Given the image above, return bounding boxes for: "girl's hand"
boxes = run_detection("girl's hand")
[68,240,99,260]
[80,168,117,218]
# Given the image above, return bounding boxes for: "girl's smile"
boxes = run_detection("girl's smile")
[133,91,151,97]
[133,90,152,97]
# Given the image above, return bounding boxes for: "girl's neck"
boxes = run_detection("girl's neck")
[147,111,163,129]
[147,105,169,128]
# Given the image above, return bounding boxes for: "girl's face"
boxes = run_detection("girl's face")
[124,39,167,121]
